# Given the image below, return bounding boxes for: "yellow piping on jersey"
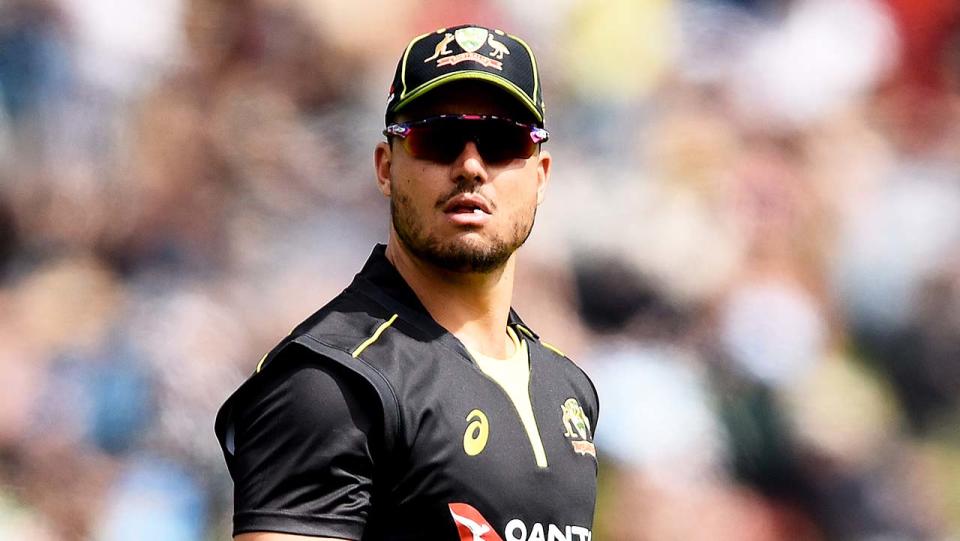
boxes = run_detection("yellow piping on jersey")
[352,314,399,358]
[514,324,566,357]
[540,341,566,357]
[515,324,535,339]
[255,352,269,374]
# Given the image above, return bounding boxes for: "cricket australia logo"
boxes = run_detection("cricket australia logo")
[424,27,508,71]
[560,398,596,459]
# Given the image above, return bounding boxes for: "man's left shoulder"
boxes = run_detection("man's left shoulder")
[517,324,586,370]
[519,325,599,413]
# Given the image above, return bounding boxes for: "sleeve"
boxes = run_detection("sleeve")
[220,346,383,539]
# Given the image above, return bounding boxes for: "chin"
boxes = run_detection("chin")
[443,238,511,271]
[412,235,516,274]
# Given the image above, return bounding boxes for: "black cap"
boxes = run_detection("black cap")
[385,25,545,125]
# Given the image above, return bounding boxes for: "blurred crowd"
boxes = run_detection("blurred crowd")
[0,0,957,539]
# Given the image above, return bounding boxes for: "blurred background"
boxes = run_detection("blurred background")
[0,0,958,539]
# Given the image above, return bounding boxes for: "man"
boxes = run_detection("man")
[215,24,599,541]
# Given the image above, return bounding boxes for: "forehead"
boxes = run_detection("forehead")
[394,80,534,122]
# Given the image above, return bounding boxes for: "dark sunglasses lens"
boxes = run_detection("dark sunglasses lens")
[403,121,467,163]
[402,119,537,163]
[475,120,537,163]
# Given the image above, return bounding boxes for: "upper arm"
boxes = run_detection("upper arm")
[221,347,383,539]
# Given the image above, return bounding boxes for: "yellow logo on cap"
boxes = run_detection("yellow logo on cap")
[486,34,509,60]
[424,33,454,63]
[424,27,508,71]
[454,27,488,52]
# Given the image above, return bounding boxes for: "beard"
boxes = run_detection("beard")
[390,187,536,274]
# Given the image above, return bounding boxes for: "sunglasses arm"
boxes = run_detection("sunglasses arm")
[383,124,411,139]
[530,127,549,144]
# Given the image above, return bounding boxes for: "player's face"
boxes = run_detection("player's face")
[375,83,551,274]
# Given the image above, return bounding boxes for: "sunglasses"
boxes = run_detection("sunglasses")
[383,114,549,164]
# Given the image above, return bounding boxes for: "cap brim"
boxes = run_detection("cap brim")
[389,71,543,124]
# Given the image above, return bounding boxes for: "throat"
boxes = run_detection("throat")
[459,325,519,360]
[385,235,517,351]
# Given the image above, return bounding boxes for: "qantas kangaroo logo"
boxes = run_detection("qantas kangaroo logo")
[448,503,504,541]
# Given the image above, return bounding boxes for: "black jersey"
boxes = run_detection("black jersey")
[215,245,599,540]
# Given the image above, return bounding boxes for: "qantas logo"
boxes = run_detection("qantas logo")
[449,503,592,541]
[504,519,592,541]
[449,503,504,541]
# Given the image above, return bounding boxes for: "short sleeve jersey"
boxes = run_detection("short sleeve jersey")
[215,245,599,540]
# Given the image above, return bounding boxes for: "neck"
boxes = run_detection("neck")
[385,233,517,359]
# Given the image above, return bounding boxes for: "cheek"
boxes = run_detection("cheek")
[500,180,540,214]
[393,173,441,214]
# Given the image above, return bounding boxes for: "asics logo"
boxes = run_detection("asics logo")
[463,409,489,456]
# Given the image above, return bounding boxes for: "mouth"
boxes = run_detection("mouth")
[442,194,492,216]
[441,194,493,227]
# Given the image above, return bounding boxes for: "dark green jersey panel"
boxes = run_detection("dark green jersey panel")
[215,245,599,540]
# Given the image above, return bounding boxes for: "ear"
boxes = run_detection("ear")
[535,149,552,205]
[374,141,393,197]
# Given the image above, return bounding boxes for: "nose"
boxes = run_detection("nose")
[450,140,488,184]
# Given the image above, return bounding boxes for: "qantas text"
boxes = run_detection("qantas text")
[504,519,591,541]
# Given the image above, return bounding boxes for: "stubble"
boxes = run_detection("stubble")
[390,186,536,274]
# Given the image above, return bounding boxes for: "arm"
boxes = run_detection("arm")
[217,346,382,540]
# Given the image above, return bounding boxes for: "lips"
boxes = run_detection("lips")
[443,194,492,215]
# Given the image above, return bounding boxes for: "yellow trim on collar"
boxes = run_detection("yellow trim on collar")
[255,352,269,374]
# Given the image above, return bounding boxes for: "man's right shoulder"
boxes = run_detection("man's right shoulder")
[248,281,397,368]
[230,286,404,399]
[288,288,387,353]
[215,287,406,462]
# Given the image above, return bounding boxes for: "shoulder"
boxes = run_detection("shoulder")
[215,341,386,458]
[518,323,593,383]
[288,288,396,357]
[238,351,380,439]
[518,324,600,423]
[215,314,405,466]
[219,283,433,446]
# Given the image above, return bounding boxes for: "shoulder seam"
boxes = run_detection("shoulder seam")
[352,314,399,357]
